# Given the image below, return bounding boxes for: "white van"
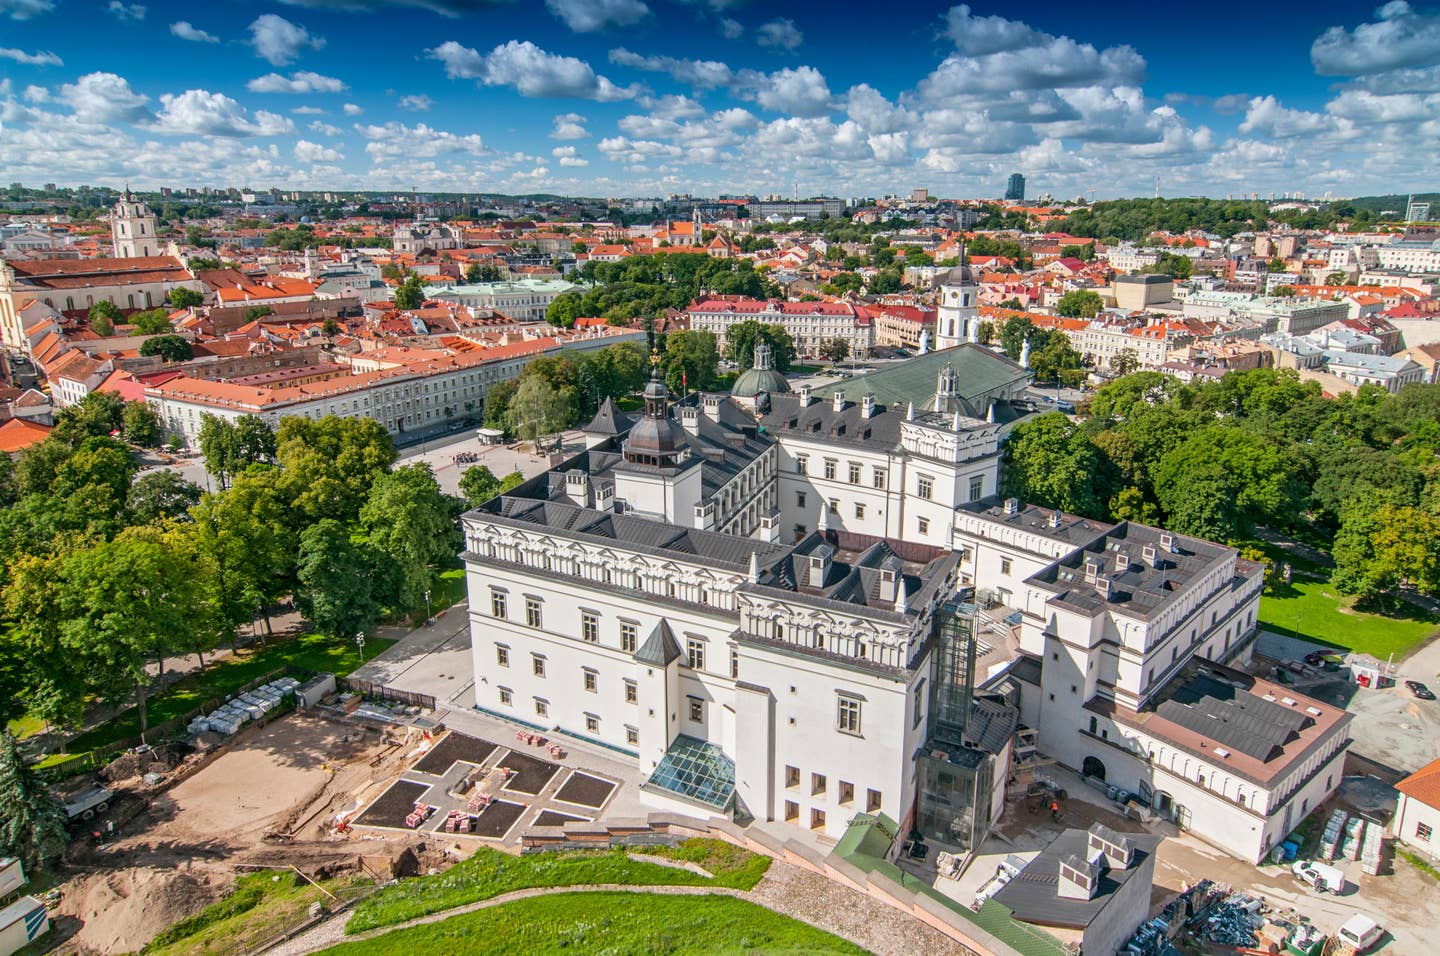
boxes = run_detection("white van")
[1337,914,1383,953]
[1291,859,1346,894]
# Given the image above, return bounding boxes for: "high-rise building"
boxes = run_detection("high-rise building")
[1004,173,1025,202]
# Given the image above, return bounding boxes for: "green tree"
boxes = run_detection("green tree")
[458,465,525,507]
[168,286,205,308]
[122,400,162,447]
[0,732,68,872]
[661,330,720,394]
[275,416,397,523]
[1153,426,1300,541]
[726,321,796,372]
[245,305,274,322]
[360,463,456,611]
[577,342,647,413]
[190,467,297,639]
[139,334,193,362]
[1110,349,1140,377]
[506,377,570,448]
[819,338,851,363]
[1001,413,1111,518]
[1325,272,1347,286]
[52,391,126,447]
[127,470,202,524]
[129,308,174,335]
[546,291,584,328]
[393,274,426,310]
[296,519,381,640]
[1334,501,1440,600]
[1055,290,1103,318]
[197,414,238,489]
[89,300,120,335]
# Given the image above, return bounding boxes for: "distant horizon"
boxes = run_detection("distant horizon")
[3,0,1439,198]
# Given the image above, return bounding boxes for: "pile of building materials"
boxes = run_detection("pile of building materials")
[1361,822,1384,876]
[187,677,299,737]
[1126,880,1216,954]
[1320,808,1348,860]
[1340,816,1365,861]
[1193,891,1263,949]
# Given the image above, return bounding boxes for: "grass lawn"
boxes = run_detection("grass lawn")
[5,714,46,740]
[346,840,770,933]
[402,566,466,624]
[144,871,373,956]
[38,630,395,770]
[324,891,864,956]
[1259,578,1439,659]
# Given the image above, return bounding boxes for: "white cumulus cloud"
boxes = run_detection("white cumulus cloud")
[356,121,485,160]
[756,18,802,51]
[60,72,150,123]
[247,71,347,94]
[546,0,648,33]
[551,112,589,139]
[170,20,218,43]
[1,0,56,19]
[107,1,145,21]
[1312,2,1440,75]
[609,48,733,89]
[398,94,433,111]
[429,40,640,101]
[295,139,344,162]
[0,47,61,66]
[551,145,588,166]
[151,90,295,137]
[248,14,325,66]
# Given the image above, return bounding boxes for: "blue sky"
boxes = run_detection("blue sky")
[2,0,1438,199]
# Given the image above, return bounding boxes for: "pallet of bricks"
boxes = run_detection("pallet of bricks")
[1319,808,1347,861]
[1361,820,1383,876]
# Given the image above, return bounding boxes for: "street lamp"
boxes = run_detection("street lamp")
[424,589,432,623]
[355,631,366,664]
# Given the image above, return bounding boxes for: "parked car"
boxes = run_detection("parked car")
[1406,680,1435,700]
[1336,914,1384,953]
[1291,859,1346,894]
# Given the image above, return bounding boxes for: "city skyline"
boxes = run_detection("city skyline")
[1,1,1439,199]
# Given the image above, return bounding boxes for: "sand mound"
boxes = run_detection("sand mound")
[58,864,226,955]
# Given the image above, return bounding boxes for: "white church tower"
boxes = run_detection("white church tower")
[934,245,978,350]
[111,184,160,259]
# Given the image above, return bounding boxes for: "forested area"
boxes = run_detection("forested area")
[545,253,781,326]
[1052,197,1412,242]
[0,405,462,734]
[1002,370,1440,604]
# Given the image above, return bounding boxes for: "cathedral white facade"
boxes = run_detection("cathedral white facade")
[461,348,1350,862]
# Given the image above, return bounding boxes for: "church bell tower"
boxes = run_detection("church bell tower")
[111,183,160,259]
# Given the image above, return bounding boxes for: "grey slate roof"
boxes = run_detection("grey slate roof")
[635,619,683,666]
[1155,673,1312,763]
[993,827,1159,930]
[583,396,631,436]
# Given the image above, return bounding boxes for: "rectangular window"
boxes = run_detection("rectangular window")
[811,808,826,830]
[828,498,839,514]
[786,765,801,788]
[823,459,836,480]
[867,789,882,812]
[686,638,705,671]
[620,622,637,653]
[795,454,808,475]
[1000,558,1012,575]
[525,598,542,628]
[847,462,861,484]
[969,476,984,501]
[624,679,637,703]
[912,679,926,729]
[785,800,799,822]
[837,697,862,735]
[839,781,855,804]
[496,644,510,667]
[872,467,886,489]
[689,697,703,722]
[583,669,597,692]
[796,490,807,509]
[491,591,507,618]
[626,725,639,746]
[534,698,548,717]
[498,687,512,706]
[916,474,933,499]
[812,772,827,795]
[1419,822,1434,841]
[532,654,546,677]
[581,612,599,644]
[854,503,865,519]
[585,714,599,733]
[730,648,739,679]
[918,516,930,534]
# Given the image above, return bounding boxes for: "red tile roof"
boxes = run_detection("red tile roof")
[1398,758,1440,810]
[0,418,53,454]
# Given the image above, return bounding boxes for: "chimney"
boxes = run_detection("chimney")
[1115,552,1130,572]
[1084,557,1101,583]
[833,390,845,412]
[1058,855,1101,902]
[878,555,902,604]
[1142,543,1158,566]
[1047,510,1062,529]
[861,392,876,419]
[1160,532,1175,553]
[1088,824,1135,870]
[799,383,813,406]
[703,394,722,421]
[1096,575,1112,601]
[1003,497,1020,515]
[678,406,700,435]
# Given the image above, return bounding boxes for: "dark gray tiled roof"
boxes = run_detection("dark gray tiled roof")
[583,396,631,436]
[993,827,1160,929]
[1156,673,1312,763]
[635,619,683,666]
[957,497,1114,552]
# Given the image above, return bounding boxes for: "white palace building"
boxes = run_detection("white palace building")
[461,341,1351,864]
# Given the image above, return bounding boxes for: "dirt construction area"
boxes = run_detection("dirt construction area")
[47,713,442,955]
